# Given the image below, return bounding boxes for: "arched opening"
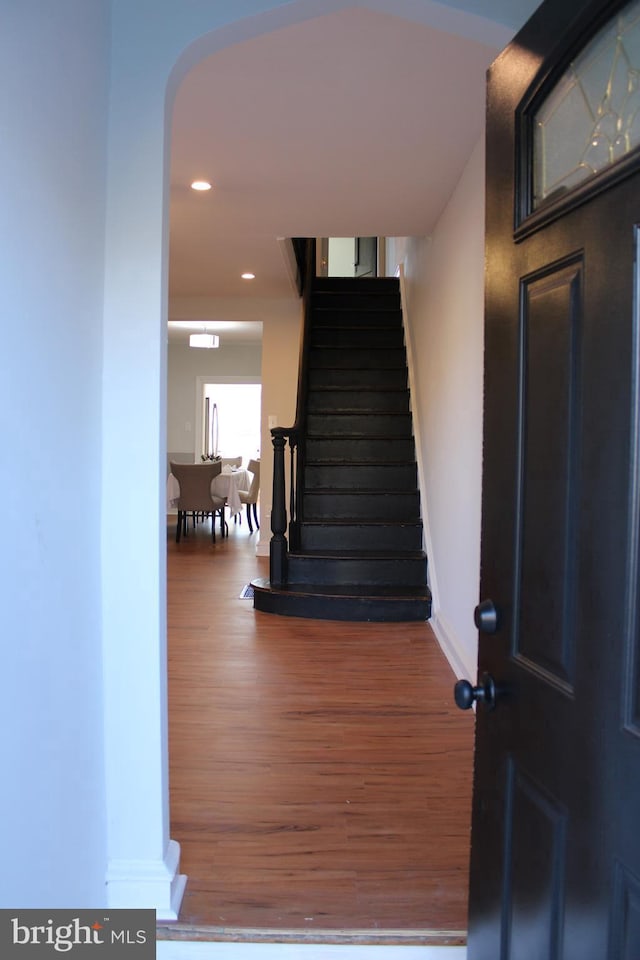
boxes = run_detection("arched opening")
[102,0,510,933]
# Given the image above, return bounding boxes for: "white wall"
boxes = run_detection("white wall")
[400,136,486,681]
[102,0,310,892]
[258,303,304,555]
[0,0,109,905]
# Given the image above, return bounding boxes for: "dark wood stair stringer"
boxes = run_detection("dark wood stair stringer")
[253,275,432,621]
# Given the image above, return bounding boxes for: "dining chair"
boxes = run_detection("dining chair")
[221,456,243,469]
[169,460,227,543]
[238,458,260,533]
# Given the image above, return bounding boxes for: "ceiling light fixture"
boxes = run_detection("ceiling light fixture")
[190,180,212,191]
[189,332,220,349]
[241,272,255,280]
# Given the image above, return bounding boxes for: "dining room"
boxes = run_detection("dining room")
[166,297,302,555]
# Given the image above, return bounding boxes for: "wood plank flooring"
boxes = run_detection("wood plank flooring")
[166,516,474,938]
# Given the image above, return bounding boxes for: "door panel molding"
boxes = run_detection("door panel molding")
[503,763,567,960]
[512,257,583,691]
[610,860,640,956]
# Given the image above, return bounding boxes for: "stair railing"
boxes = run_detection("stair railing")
[269,237,316,587]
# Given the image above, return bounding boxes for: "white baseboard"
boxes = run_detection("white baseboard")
[157,943,466,959]
[255,511,270,556]
[429,612,476,682]
[255,538,269,557]
[106,840,187,921]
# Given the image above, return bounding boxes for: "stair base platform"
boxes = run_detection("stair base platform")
[251,577,432,622]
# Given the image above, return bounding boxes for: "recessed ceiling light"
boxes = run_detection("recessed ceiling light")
[190,180,212,191]
[241,272,256,280]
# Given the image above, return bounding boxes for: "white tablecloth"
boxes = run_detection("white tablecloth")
[212,469,250,518]
[167,469,250,518]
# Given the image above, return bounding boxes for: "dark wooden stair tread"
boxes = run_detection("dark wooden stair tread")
[290,549,426,559]
[312,344,401,350]
[253,578,429,599]
[305,488,419,494]
[309,386,408,392]
[306,461,416,468]
[299,518,421,524]
[305,437,414,443]
[308,408,409,414]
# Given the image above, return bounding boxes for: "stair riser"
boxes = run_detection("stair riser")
[312,308,402,328]
[309,348,407,370]
[307,413,413,437]
[299,523,423,551]
[308,368,407,390]
[307,390,410,414]
[312,291,400,311]
[306,437,415,461]
[303,492,421,522]
[305,463,417,490]
[287,555,428,586]
[311,328,404,349]
[253,589,431,622]
[314,277,399,294]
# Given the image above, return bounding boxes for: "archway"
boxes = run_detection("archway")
[101,0,511,924]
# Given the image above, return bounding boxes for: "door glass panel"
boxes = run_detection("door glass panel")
[534,1,640,208]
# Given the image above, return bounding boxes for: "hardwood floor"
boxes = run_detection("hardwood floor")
[165,515,474,940]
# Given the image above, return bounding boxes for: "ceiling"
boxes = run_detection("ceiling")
[168,2,539,345]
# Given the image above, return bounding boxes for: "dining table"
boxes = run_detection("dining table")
[167,467,250,519]
[211,468,250,518]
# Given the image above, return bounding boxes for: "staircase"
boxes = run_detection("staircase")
[253,275,432,621]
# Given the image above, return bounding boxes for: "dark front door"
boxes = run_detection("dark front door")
[468,0,640,956]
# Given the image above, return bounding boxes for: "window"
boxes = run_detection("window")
[203,382,261,467]
[533,1,640,208]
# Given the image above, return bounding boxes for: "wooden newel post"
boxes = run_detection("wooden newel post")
[270,428,288,587]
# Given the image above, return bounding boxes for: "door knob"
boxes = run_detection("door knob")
[474,598,499,633]
[454,673,498,711]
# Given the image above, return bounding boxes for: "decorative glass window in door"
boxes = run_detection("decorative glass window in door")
[534,1,640,208]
